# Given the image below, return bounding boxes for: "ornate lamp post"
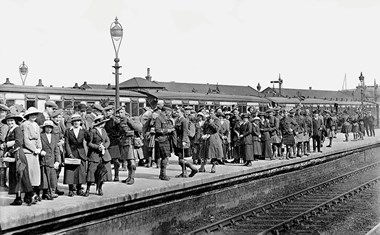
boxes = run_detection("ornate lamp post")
[19,61,28,86]
[110,17,123,109]
[359,72,365,107]
[256,83,261,97]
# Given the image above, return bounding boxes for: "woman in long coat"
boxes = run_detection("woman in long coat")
[199,114,223,173]
[1,113,34,205]
[20,107,43,201]
[85,115,112,196]
[64,114,89,197]
[252,117,262,160]
[238,113,253,166]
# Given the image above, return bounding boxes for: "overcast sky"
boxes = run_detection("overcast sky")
[0,0,379,91]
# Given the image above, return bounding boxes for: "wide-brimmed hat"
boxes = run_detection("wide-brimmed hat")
[197,112,205,117]
[0,104,9,111]
[41,120,54,128]
[252,116,261,122]
[50,109,63,118]
[93,115,108,127]
[70,114,82,123]
[2,113,23,124]
[24,107,41,119]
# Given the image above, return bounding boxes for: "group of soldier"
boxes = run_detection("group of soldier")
[0,99,376,206]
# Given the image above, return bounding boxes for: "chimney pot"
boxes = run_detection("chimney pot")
[309,87,312,90]
[3,78,14,85]
[36,79,44,87]
[145,68,152,82]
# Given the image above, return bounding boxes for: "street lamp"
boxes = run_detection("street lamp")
[110,17,123,109]
[19,61,28,85]
[359,72,365,106]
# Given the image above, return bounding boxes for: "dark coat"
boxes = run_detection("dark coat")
[87,128,111,163]
[174,116,190,149]
[63,127,88,185]
[312,117,324,137]
[40,133,61,167]
[239,121,253,145]
[65,128,88,161]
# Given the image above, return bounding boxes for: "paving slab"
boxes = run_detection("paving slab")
[1,130,380,231]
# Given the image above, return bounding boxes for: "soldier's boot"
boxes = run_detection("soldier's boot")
[113,159,120,181]
[210,162,216,173]
[146,157,152,168]
[186,162,198,177]
[198,160,206,172]
[159,158,170,181]
[127,165,136,185]
[176,159,188,178]
[156,158,162,169]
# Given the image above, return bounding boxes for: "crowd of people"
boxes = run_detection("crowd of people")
[0,100,376,206]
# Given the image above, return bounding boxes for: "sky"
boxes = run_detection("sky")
[0,0,379,91]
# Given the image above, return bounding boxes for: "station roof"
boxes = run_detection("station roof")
[142,90,269,104]
[119,77,165,90]
[262,87,353,101]
[155,81,259,96]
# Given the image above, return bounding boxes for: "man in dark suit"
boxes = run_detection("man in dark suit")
[312,111,324,153]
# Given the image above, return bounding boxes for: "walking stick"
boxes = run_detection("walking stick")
[182,146,187,177]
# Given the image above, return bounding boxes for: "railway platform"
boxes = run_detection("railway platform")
[1,130,380,234]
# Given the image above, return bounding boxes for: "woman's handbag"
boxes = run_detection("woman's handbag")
[64,158,81,165]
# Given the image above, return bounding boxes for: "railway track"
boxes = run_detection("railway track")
[189,161,380,235]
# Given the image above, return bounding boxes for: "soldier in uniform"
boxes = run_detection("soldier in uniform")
[280,109,298,159]
[104,106,122,181]
[116,107,141,185]
[154,106,175,180]
[324,110,334,147]
[294,108,305,157]
[302,109,312,156]
[173,108,198,178]
[36,101,58,126]
[367,111,375,136]
[50,109,66,196]
[341,110,351,142]
[268,108,281,159]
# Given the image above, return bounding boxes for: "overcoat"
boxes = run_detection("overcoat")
[239,121,253,161]
[40,133,60,189]
[20,120,42,187]
[63,127,88,184]
[87,127,112,182]
[6,126,33,194]
[203,118,223,160]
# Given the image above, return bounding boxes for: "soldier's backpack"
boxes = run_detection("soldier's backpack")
[188,121,196,138]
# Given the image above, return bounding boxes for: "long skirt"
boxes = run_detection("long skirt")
[253,140,262,156]
[242,144,254,161]
[63,159,87,184]
[40,165,57,189]
[206,134,223,160]
[86,161,112,182]
[24,152,41,187]
[262,140,273,159]
[8,150,33,194]
[108,145,121,159]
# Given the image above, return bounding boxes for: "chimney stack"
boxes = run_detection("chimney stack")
[3,78,14,85]
[145,68,152,82]
[309,87,312,90]
[36,79,44,87]
[73,83,79,89]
